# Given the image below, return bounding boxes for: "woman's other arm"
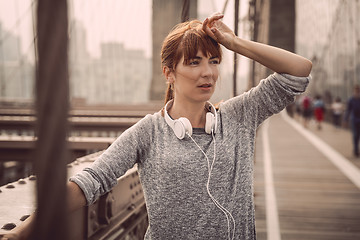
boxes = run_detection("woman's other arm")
[67,181,87,212]
[0,182,86,240]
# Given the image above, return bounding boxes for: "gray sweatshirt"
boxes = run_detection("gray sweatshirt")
[70,73,310,240]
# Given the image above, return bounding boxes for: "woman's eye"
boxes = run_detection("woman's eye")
[210,59,220,64]
[189,60,199,65]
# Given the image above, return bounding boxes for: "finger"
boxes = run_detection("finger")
[202,18,216,39]
[204,26,216,40]
[202,18,209,30]
[207,13,224,25]
[210,27,222,41]
[204,13,224,30]
[210,12,224,19]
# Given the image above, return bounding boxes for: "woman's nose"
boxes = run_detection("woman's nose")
[201,63,214,78]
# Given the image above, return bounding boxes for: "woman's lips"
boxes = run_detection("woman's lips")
[198,83,212,90]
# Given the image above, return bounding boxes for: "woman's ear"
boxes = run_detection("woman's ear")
[163,66,175,83]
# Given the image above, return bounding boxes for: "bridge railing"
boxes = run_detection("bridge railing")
[0,103,163,138]
[0,104,163,184]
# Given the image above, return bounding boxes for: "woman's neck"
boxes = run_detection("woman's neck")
[169,99,207,128]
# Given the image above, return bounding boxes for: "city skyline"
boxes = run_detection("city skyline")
[0,0,252,100]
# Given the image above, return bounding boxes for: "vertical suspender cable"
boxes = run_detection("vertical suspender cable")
[348,1,357,86]
[250,0,258,88]
[233,0,239,97]
[14,0,24,98]
[0,17,4,97]
[31,0,38,68]
[222,0,229,14]
[181,0,190,22]
[30,0,69,239]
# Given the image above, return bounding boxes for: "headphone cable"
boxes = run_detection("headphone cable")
[188,132,236,240]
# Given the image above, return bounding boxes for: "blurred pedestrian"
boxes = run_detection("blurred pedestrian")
[302,95,312,128]
[345,85,360,157]
[294,96,302,120]
[313,95,325,130]
[331,97,344,128]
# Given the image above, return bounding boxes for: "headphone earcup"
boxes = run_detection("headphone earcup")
[173,117,192,139]
[205,112,215,134]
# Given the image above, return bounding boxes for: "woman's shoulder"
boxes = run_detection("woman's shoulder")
[218,94,245,112]
[137,110,163,126]
[118,110,164,142]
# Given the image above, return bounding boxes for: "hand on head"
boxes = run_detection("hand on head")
[202,13,236,50]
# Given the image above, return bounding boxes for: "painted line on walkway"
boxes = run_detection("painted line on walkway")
[262,119,282,240]
[281,110,360,190]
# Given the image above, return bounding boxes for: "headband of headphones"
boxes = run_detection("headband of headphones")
[164,100,217,139]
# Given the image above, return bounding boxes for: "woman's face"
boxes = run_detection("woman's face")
[171,50,220,104]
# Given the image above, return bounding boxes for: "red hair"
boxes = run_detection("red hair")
[161,20,222,104]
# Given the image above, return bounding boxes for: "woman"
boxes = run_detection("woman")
[3,14,312,240]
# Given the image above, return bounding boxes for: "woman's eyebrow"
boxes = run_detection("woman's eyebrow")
[191,56,219,60]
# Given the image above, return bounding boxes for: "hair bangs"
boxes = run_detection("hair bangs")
[177,25,222,66]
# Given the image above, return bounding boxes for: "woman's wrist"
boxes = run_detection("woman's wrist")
[227,36,248,56]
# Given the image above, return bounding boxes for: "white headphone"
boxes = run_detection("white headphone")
[164,99,218,139]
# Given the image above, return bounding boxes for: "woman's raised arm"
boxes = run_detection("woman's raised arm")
[202,13,312,77]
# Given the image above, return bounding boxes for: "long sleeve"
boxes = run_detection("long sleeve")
[69,114,153,205]
[220,73,310,129]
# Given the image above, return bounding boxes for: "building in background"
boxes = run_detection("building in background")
[0,1,153,106]
[68,21,152,105]
[296,0,360,103]
[0,22,34,102]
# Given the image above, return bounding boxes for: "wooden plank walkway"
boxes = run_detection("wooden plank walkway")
[254,112,360,240]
